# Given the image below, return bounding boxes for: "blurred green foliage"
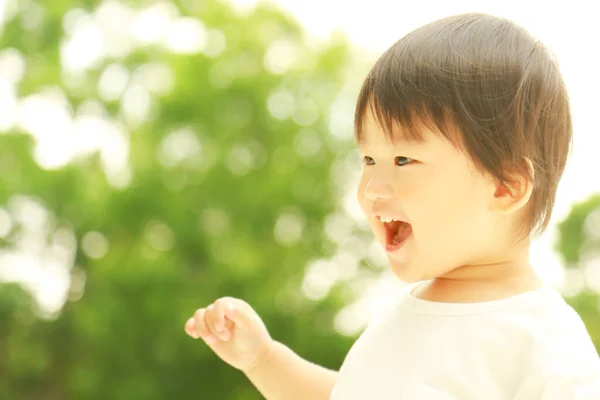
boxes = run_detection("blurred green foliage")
[557,195,600,350]
[0,0,358,398]
[0,0,598,399]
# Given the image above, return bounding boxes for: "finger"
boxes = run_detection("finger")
[193,308,218,344]
[221,299,252,331]
[216,299,236,332]
[203,304,224,341]
[211,300,231,341]
[185,317,199,339]
[212,300,226,333]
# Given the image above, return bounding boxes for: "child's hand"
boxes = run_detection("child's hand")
[184,297,274,373]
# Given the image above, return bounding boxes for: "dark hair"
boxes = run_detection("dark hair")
[355,13,572,238]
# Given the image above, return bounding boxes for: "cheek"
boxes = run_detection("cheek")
[428,179,488,235]
[412,172,479,228]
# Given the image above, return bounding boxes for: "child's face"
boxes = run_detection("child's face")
[357,110,498,283]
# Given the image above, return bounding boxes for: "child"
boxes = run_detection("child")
[184,13,600,399]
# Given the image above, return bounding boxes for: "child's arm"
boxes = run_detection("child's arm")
[185,297,338,400]
[245,340,338,400]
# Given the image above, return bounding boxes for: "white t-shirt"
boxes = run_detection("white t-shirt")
[331,282,600,399]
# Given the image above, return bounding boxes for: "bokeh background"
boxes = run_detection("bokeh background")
[0,0,598,398]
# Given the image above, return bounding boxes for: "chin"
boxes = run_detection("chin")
[388,257,423,283]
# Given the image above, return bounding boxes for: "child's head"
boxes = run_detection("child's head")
[355,13,572,283]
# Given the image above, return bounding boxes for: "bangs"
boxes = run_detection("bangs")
[355,91,460,147]
[354,54,463,149]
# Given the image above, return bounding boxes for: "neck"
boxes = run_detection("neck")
[415,244,544,303]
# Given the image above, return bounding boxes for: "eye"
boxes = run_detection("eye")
[395,156,413,166]
[363,156,375,166]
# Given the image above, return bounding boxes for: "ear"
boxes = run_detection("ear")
[490,158,534,213]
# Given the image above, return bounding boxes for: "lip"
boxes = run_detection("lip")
[371,205,409,225]
[372,214,409,224]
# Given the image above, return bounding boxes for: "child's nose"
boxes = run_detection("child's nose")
[365,178,394,201]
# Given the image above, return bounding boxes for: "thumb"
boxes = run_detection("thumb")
[223,301,255,331]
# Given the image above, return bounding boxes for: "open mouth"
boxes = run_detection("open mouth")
[384,220,412,252]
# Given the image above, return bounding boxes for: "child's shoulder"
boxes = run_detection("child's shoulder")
[526,292,599,372]
[519,336,600,399]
